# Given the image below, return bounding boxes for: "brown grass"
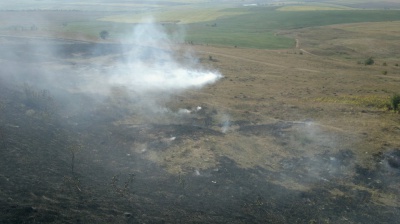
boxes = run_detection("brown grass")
[148,25,400,188]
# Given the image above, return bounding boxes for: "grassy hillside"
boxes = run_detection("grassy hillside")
[63,7,400,49]
[284,20,400,61]
[2,2,400,49]
[183,8,400,48]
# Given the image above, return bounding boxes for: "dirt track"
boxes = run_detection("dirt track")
[197,48,321,73]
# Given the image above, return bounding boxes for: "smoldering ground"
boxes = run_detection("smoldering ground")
[1,12,400,224]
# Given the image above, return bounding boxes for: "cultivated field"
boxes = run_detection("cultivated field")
[1,1,400,223]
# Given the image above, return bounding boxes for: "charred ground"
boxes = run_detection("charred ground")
[1,37,400,223]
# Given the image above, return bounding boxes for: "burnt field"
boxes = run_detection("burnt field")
[1,35,400,224]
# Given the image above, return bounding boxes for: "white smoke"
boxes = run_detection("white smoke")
[107,18,222,94]
[110,63,221,92]
[221,114,231,133]
[0,16,222,122]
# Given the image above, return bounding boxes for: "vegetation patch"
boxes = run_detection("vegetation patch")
[98,7,248,24]
[277,5,351,11]
[364,57,375,65]
[314,95,390,109]
[391,94,400,112]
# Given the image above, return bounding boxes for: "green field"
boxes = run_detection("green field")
[99,7,247,24]
[277,5,352,11]
[56,7,400,49]
[2,1,400,49]
[183,9,400,48]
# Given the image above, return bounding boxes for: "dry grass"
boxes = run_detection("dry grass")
[314,95,390,109]
[158,41,400,206]
[277,5,351,11]
[286,21,400,61]
[98,7,247,24]
[148,30,400,174]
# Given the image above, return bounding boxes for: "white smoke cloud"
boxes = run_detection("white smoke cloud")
[106,18,222,94]
[0,16,221,122]
[110,62,221,92]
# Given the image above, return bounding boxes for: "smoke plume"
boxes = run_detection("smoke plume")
[0,17,222,119]
[89,18,221,95]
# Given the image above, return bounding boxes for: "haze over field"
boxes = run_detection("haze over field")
[1,1,400,223]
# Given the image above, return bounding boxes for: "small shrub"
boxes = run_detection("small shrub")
[99,30,109,40]
[396,63,399,67]
[208,55,218,62]
[382,62,387,66]
[391,94,400,112]
[382,70,388,75]
[364,57,374,65]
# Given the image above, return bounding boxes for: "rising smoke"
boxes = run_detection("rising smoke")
[74,18,222,120]
[104,19,222,119]
[0,17,222,119]
[107,19,222,93]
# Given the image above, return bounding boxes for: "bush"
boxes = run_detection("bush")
[364,57,374,65]
[391,94,400,112]
[99,30,109,40]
